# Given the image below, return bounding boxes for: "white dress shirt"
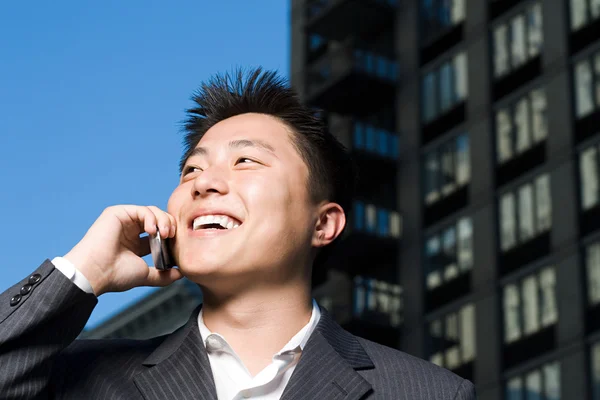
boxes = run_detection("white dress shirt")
[52,256,322,400]
[198,300,321,400]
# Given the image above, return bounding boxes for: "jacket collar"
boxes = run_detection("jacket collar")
[134,304,374,400]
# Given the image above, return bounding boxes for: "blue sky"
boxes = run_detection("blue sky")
[0,1,289,328]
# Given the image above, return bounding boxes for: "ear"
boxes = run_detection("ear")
[312,202,346,248]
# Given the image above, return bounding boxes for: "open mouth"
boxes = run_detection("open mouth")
[192,214,242,231]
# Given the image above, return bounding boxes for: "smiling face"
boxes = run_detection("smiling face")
[167,113,329,287]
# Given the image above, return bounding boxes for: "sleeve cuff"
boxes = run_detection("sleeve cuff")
[51,256,96,296]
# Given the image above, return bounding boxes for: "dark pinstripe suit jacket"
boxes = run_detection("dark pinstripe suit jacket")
[0,260,476,399]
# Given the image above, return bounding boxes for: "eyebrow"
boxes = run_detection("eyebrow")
[187,139,277,159]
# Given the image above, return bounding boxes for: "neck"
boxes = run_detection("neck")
[200,281,313,376]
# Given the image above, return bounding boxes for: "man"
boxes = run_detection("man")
[0,68,476,399]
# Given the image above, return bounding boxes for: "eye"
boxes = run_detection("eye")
[182,165,202,175]
[235,157,257,165]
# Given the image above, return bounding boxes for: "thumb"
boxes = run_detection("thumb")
[144,267,184,287]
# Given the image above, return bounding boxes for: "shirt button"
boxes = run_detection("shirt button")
[20,284,33,296]
[28,274,42,285]
[241,390,252,398]
[10,294,22,306]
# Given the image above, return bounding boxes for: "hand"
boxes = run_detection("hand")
[64,205,183,296]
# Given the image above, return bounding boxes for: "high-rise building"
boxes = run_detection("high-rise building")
[291,0,600,399]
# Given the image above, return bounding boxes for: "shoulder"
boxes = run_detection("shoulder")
[356,337,475,399]
[56,336,166,378]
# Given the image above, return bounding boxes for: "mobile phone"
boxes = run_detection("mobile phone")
[149,231,175,270]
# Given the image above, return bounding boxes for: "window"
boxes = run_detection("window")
[586,241,600,306]
[592,342,600,400]
[421,52,468,123]
[428,303,476,370]
[574,50,600,119]
[495,88,547,164]
[580,144,600,210]
[423,134,470,205]
[506,361,561,400]
[503,266,557,344]
[353,276,403,327]
[570,0,600,31]
[353,121,400,160]
[493,3,543,79]
[425,217,473,291]
[353,201,402,239]
[499,174,552,251]
[420,0,466,43]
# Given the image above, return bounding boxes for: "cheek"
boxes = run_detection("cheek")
[167,185,186,217]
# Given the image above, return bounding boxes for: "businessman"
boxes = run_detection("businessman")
[0,68,476,399]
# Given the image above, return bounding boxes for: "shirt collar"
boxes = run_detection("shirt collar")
[197,299,321,354]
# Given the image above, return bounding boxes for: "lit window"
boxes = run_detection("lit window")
[506,377,523,400]
[505,361,561,400]
[535,174,552,232]
[527,3,543,58]
[499,174,551,251]
[540,266,558,326]
[494,24,510,78]
[425,218,472,290]
[457,218,473,271]
[511,15,527,69]
[500,193,517,251]
[423,134,470,205]
[456,132,470,185]
[575,58,595,118]
[420,0,466,43]
[421,52,468,123]
[531,88,548,142]
[353,276,403,327]
[504,284,522,343]
[495,87,547,164]
[503,267,557,344]
[428,303,476,371]
[571,0,589,30]
[543,362,561,400]
[425,151,440,205]
[586,242,600,306]
[592,342,600,400]
[518,183,535,242]
[580,146,600,210]
[522,275,540,335]
[366,204,377,233]
[526,369,543,399]
[595,53,600,108]
[497,109,513,163]
[426,236,442,290]
[514,97,531,154]
[493,3,544,78]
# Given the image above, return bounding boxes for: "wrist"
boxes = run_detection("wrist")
[64,249,108,296]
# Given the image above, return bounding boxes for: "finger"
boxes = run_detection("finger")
[166,213,177,238]
[147,206,171,239]
[134,235,151,257]
[144,267,184,287]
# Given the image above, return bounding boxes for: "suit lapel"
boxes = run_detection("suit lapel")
[281,307,374,400]
[133,306,218,400]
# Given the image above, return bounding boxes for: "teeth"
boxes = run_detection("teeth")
[193,214,241,230]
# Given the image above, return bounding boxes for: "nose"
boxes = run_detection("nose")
[191,166,230,198]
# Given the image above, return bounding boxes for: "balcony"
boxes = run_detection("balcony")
[306,42,398,116]
[306,0,397,41]
[313,270,402,348]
